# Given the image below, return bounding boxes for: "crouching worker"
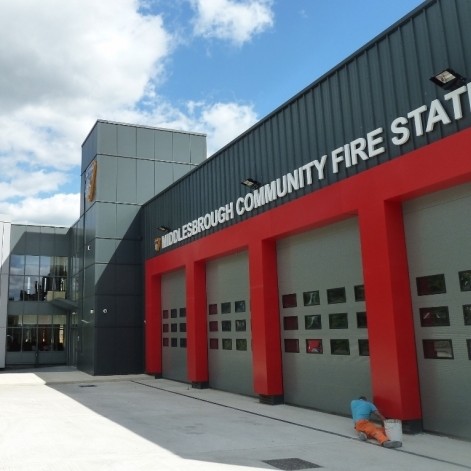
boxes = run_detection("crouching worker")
[350,396,402,448]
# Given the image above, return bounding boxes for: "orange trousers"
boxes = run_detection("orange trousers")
[354,419,389,444]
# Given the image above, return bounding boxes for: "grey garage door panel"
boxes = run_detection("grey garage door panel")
[206,251,254,396]
[404,182,471,440]
[277,218,371,415]
[161,269,188,383]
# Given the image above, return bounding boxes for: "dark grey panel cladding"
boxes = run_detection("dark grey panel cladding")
[81,124,98,173]
[94,326,144,375]
[144,0,471,258]
[10,225,69,256]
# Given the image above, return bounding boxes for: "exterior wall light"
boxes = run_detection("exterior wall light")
[241,178,262,190]
[158,225,171,233]
[430,68,466,90]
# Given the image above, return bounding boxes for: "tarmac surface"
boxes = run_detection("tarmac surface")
[0,366,470,471]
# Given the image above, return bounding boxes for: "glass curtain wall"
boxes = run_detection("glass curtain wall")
[7,254,69,363]
[8,255,68,301]
[7,314,66,352]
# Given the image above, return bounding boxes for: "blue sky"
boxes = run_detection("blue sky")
[156,0,425,117]
[0,0,425,226]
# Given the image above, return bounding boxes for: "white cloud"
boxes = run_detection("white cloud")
[0,0,172,225]
[198,102,258,152]
[105,97,259,157]
[0,0,171,166]
[0,194,80,227]
[0,168,69,200]
[0,0,263,227]
[0,1,169,112]
[190,0,274,45]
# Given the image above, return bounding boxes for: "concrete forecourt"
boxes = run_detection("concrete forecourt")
[0,367,469,471]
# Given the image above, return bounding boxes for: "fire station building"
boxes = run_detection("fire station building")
[1,0,470,441]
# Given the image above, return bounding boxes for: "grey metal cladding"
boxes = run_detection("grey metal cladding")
[9,225,69,257]
[155,162,174,194]
[136,126,155,159]
[95,202,116,239]
[137,159,155,204]
[116,157,137,203]
[190,133,207,164]
[173,132,191,163]
[10,225,27,252]
[116,204,140,239]
[117,124,137,158]
[97,121,118,157]
[144,0,471,258]
[81,123,98,173]
[97,155,118,202]
[155,129,173,161]
[25,226,41,254]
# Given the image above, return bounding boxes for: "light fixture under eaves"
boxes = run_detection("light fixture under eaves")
[158,225,171,233]
[430,68,466,90]
[241,178,262,190]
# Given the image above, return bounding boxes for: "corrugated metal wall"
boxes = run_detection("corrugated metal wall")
[144,0,471,258]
